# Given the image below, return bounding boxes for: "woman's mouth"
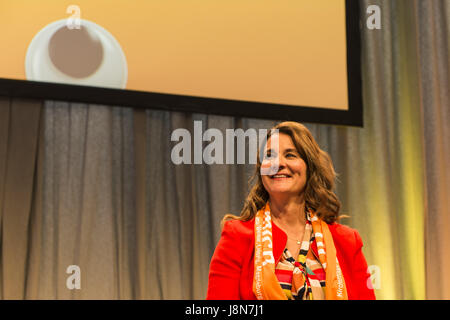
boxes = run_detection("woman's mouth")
[270,174,291,179]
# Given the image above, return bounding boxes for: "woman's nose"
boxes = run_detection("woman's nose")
[277,155,286,168]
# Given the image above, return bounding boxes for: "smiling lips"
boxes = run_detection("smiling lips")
[270,173,292,179]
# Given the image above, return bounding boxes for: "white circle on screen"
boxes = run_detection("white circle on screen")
[25,19,128,89]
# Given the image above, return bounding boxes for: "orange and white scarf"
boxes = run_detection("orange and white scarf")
[252,203,348,300]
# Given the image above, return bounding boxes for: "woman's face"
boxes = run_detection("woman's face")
[261,133,308,199]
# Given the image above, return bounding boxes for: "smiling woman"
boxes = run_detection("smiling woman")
[206,121,376,300]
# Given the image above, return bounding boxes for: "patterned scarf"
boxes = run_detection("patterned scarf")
[252,203,348,300]
[276,217,325,300]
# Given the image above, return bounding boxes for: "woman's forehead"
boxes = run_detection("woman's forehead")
[265,133,296,149]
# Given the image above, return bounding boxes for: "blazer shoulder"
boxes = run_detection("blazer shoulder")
[328,222,363,251]
[217,218,255,259]
[223,218,255,239]
[329,222,357,236]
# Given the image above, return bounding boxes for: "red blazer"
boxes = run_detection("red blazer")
[207,218,376,300]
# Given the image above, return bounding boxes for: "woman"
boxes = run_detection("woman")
[206,121,375,300]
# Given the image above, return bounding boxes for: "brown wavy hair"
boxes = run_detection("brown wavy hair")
[223,121,342,225]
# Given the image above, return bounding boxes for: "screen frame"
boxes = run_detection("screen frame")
[0,0,363,127]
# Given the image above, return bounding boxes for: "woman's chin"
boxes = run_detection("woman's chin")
[267,188,297,196]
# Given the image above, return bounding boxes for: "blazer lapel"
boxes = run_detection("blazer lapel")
[271,221,287,263]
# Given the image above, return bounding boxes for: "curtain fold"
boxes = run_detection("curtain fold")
[0,97,42,299]
[417,0,450,300]
[23,102,137,299]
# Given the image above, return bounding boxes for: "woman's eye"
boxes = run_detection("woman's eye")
[263,152,278,160]
[286,153,297,158]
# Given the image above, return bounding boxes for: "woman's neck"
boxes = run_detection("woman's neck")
[269,195,306,229]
